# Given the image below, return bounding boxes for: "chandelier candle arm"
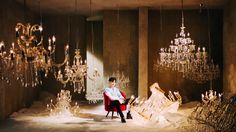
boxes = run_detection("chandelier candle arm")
[52,44,69,68]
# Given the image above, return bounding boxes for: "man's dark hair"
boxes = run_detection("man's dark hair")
[108,77,117,82]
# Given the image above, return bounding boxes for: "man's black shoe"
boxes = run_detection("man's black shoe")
[126,112,132,119]
[121,117,126,123]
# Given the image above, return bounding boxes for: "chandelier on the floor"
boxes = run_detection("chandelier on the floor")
[201,89,222,104]
[57,49,87,93]
[130,82,181,123]
[47,90,80,117]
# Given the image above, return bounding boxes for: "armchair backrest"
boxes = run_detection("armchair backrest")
[103,91,126,111]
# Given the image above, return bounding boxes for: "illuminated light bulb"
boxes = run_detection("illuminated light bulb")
[39,26,43,32]
[52,36,56,42]
[12,42,15,49]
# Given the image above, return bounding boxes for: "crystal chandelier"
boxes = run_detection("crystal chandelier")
[155,0,220,83]
[46,90,80,117]
[0,0,69,87]
[157,0,207,74]
[57,49,87,93]
[130,83,181,123]
[201,89,222,104]
[7,23,69,87]
[188,96,236,132]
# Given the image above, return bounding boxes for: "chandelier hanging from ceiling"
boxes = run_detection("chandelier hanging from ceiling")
[155,0,220,83]
[57,49,87,93]
[57,0,102,95]
[0,0,69,87]
[56,0,89,93]
[157,0,207,74]
[0,24,69,87]
[10,23,69,87]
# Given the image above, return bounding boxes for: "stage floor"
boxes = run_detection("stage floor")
[0,100,198,132]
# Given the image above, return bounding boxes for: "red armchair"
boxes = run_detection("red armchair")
[103,91,127,119]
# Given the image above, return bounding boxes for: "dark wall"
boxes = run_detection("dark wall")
[41,15,87,100]
[223,0,236,98]
[103,11,138,97]
[148,9,223,102]
[0,0,40,120]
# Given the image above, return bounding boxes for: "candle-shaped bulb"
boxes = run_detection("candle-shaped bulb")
[66,45,69,50]
[198,47,200,51]
[52,36,56,42]
[12,42,15,49]
[48,45,52,51]
[131,95,135,99]
[39,26,43,32]
[201,94,204,98]
[48,38,51,44]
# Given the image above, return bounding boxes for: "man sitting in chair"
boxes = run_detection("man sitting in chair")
[104,77,132,123]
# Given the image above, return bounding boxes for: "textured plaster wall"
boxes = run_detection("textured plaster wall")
[103,11,138,97]
[223,0,236,98]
